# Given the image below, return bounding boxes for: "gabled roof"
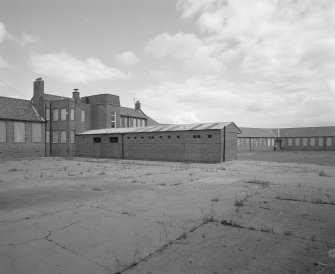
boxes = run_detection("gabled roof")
[120,107,147,119]
[239,127,277,138]
[0,96,44,122]
[80,122,240,135]
[278,127,335,137]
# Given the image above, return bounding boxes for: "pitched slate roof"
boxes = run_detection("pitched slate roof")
[0,96,44,122]
[278,127,335,137]
[239,127,277,138]
[80,122,240,135]
[43,94,71,101]
[120,107,147,119]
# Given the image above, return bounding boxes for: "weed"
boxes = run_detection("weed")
[310,234,316,241]
[319,170,327,177]
[160,182,166,186]
[260,226,273,233]
[284,230,293,236]
[220,219,243,228]
[243,179,270,188]
[97,171,106,175]
[8,167,19,172]
[211,198,219,202]
[63,167,67,171]
[92,186,102,191]
[201,206,216,223]
[234,197,245,207]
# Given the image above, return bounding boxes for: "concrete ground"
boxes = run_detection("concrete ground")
[0,154,335,273]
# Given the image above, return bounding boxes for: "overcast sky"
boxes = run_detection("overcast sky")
[1,0,335,127]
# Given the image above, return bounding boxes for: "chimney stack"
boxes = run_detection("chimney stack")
[135,100,141,110]
[73,89,80,103]
[33,77,44,102]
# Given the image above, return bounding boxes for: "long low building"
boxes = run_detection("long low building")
[76,122,241,163]
[238,127,335,152]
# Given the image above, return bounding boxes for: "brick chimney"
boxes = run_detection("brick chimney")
[73,89,80,103]
[135,100,141,110]
[33,77,44,102]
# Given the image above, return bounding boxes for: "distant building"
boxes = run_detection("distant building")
[238,127,335,152]
[31,78,156,156]
[0,96,45,158]
[76,122,241,163]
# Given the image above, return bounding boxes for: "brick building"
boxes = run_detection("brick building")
[0,96,45,159]
[238,127,335,152]
[76,122,241,163]
[31,78,157,156]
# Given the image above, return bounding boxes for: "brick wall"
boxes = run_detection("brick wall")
[75,130,224,163]
[0,120,45,158]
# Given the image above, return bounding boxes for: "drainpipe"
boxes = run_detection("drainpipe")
[223,126,226,162]
[121,133,124,159]
[49,102,52,156]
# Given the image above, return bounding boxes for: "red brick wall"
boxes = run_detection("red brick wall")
[75,130,224,163]
[0,120,45,158]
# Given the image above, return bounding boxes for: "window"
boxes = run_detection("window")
[237,139,241,147]
[46,109,50,120]
[70,131,75,144]
[246,138,250,147]
[254,138,259,147]
[32,123,42,142]
[267,138,271,146]
[70,109,74,120]
[134,137,137,139]
[60,131,67,143]
[288,138,293,146]
[141,136,144,139]
[81,110,85,122]
[310,138,315,146]
[0,121,6,142]
[111,111,116,128]
[208,134,212,139]
[302,138,307,146]
[168,136,171,139]
[295,138,300,146]
[127,137,130,139]
[160,136,163,139]
[52,131,58,143]
[93,137,101,143]
[240,138,245,146]
[318,137,324,146]
[177,135,180,139]
[109,137,118,143]
[61,109,67,121]
[14,122,25,142]
[46,131,50,143]
[53,109,59,121]
[141,119,145,127]
[326,137,332,147]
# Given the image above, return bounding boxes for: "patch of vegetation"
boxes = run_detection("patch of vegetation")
[92,186,102,191]
[234,197,245,207]
[220,219,243,228]
[243,179,270,188]
[260,226,274,233]
[318,170,332,177]
[8,167,19,172]
[97,171,106,175]
[211,197,219,202]
[284,230,293,236]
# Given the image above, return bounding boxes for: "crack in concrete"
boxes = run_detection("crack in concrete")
[44,230,113,273]
[8,231,52,247]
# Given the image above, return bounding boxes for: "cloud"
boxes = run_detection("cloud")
[0,22,7,43]
[143,0,335,127]
[0,57,9,68]
[115,51,139,66]
[30,51,129,83]
[145,32,223,74]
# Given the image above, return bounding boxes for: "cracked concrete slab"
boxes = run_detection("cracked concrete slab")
[1,154,335,273]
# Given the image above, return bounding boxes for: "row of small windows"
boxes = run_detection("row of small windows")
[46,108,85,122]
[46,130,75,144]
[120,117,146,128]
[238,138,275,147]
[0,121,42,143]
[125,134,212,140]
[286,137,333,147]
[94,137,118,143]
